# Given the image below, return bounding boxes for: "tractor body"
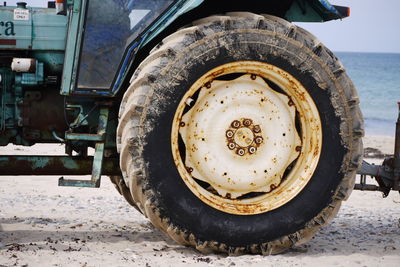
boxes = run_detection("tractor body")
[0,0,348,181]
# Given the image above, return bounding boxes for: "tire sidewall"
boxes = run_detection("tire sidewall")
[141,29,346,246]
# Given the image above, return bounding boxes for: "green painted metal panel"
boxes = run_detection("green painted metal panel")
[32,51,65,73]
[285,1,324,22]
[0,6,67,50]
[31,8,67,50]
[140,0,203,47]
[60,0,84,95]
[285,0,344,22]
[0,7,31,49]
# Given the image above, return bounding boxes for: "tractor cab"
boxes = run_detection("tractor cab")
[61,0,348,97]
[61,0,189,96]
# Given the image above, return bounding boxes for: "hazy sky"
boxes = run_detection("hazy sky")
[4,0,400,53]
[297,0,400,53]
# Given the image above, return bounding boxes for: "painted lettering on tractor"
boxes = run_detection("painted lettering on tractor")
[0,21,15,36]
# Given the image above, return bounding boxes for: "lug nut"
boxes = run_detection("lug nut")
[249,146,257,154]
[185,97,194,106]
[186,167,193,173]
[295,146,302,152]
[179,122,185,127]
[231,120,241,128]
[228,142,236,150]
[250,74,257,80]
[253,125,261,133]
[243,119,252,127]
[237,148,245,156]
[226,130,234,138]
[205,82,211,88]
[255,136,263,144]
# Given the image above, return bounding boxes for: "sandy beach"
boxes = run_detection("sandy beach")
[0,135,399,267]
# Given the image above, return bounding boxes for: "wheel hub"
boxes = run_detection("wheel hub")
[171,61,322,214]
[177,74,301,199]
[226,119,262,156]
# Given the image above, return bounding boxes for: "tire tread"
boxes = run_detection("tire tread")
[117,13,363,254]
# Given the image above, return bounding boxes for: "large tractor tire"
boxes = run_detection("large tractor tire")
[117,13,363,255]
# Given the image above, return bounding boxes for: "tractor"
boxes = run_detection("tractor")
[0,0,399,255]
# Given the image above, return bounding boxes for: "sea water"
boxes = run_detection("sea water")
[335,52,400,136]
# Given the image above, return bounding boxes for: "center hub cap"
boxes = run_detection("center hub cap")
[171,61,322,214]
[226,119,263,156]
[234,127,254,147]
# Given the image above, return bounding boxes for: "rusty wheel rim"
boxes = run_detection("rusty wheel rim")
[171,61,322,215]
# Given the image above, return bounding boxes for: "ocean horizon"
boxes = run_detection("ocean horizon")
[334,51,399,137]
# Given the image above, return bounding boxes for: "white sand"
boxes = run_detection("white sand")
[0,136,399,267]
[363,135,395,155]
